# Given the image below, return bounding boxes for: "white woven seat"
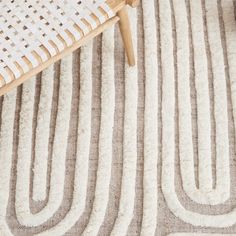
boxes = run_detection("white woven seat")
[0,0,139,95]
[0,0,114,85]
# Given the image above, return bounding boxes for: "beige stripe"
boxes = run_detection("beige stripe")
[140,0,158,235]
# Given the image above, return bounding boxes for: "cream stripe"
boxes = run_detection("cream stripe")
[140,0,158,235]
[32,65,54,201]
[37,43,93,236]
[15,77,36,225]
[111,8,138,236]
[0,90,17,236]
[82,27,115,236]
[15,55,73,227]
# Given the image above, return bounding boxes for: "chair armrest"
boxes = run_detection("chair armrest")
[126,0,139,7]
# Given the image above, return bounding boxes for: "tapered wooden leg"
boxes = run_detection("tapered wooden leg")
[117,7,135,66]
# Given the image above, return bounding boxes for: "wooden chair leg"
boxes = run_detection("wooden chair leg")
[117,7,135,66]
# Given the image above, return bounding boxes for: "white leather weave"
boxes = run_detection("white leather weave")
[0,0,114,86]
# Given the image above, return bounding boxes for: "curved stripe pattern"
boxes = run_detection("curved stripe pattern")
[32,65,54,202]
[0,0,236,235]
[82,26,115,236]
[15,55,73,227]
[37,42,93,236]
[162,0,236,228]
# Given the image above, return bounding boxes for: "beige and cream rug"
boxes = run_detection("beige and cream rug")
[0,0,236,235]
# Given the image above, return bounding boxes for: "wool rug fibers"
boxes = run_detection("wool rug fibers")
[0,0,236,235]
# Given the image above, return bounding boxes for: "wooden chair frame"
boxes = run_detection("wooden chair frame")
[0,0,139,96]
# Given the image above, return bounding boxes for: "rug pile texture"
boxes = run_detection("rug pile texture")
[1,0,236,235]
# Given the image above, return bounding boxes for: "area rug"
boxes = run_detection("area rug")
[0,0,236,235]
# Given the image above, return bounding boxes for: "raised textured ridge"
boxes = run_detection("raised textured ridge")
[0,0,236,235]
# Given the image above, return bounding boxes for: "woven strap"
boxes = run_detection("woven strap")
[0,0,114,86]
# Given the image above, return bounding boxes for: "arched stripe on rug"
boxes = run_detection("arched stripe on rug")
[82,26,116,236]
[32,65,54,202]
[15,55,73,227]
[161,0,236,227]
[36,42,94,236]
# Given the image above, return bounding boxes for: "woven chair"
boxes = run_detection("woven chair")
[0,0,139,96]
